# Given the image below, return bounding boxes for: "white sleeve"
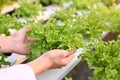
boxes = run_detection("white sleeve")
[0,64,36,80]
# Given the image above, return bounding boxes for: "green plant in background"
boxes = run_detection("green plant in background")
[0,14,25,35]
[101,0,115,6]
[70,0,120,10]
[53,4,108,40]
[75,2,120,36]
[69,12,104,41]
[39,0,69,5]
[81,39,120,80]
[64,77,73,80]
[79,3,120,79]
[89,3,120,32]
[71,0,99,9]
[49,0,69,4]
[12,1,43,17]
[53,8,77,21]
[104,4,120,32]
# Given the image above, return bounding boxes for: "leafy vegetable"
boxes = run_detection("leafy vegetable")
[64,77,73,80]
[27,19,85,60]
[12,1,43,17]
[0,53,10,68]
[39,0,69,5]
[0,14,24,35]
[53,8,77,21]
[0,1,120,80]
[82,39,120,80]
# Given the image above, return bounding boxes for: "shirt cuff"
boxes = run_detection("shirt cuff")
[0,64,36,80]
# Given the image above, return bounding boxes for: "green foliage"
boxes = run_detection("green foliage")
[76,2,120,33]
[101,0,115,6]
[105,4,120,32]
[53,5,106,41]
[0,54,10,68]
[0,14,24,35]
[71,0,99,9]
[39,0,69,5]
[27,3,113,60]
[70,0,119,10]
[12,2,43,17]
[27,18,85,60]
[0,1,120,79]
[82,39,120,80]
[72,12,104,40]
[53,8,77,21]
[64,77,73,80]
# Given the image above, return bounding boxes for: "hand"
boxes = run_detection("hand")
[0,27,37,55]
[10,27,37,55]
[27,49,76,76]
[41,49,76,69]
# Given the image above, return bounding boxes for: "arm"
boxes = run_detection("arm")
[0,49,75,80]
[0,27,75,78]
[0,64,36,80]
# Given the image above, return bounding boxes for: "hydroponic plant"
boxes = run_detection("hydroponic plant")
[39,0,69,5]
[0,1,120,80]
[27,18,85,60]
[81,39,120,80]
[0,14,24,35]
[69,0,114,10]
[64,77,72,80]
[12,1,43,17]
[0,53,10,68]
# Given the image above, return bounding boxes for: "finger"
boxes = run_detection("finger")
[25,37,38,45]
[11,27,27,43]
[17,27,28,39]
[19,27,32,42]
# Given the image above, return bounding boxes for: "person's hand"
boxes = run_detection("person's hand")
[10,27,37,55]
[27,49,76,76]
[0,27,37,55]
[41,49,76,69]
